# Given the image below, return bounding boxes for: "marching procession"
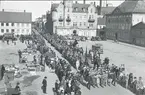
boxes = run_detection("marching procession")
[37,32,145,95]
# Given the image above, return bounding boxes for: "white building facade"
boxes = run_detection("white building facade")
[51,1,98,37]
[0,10,32,36]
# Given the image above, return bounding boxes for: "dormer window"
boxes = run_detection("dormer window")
[82,8,85,12]
[75,7,78,11]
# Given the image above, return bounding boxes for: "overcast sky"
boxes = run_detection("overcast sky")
[0,0,124,21]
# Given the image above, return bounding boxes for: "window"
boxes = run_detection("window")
[22,29,24,32]
[92,15,94,19]
[11,23,14,26]
[140,31,142,35]
[91,9,93,13]
[6,29,9,32]
[22,23,24,27]
[75,7,78,11]
[17,29,20,32]
[59,22,62,26]
[1,23,4,26]
[80,22,82,26]
[6,23,9,26]
[84,15,86,19]
[84,22,86,26]
[27,24,29,27]
[1,29,4,33]
[89,23,93,27]
[67,22,69,25]
[67,14,70,17]
[11,29,14,32]
[89,15,91,19]
[27,29,29,32]
[17,23,20,26]
[82,8,85,12]
[67,8,69,12]
[73,22,77,27]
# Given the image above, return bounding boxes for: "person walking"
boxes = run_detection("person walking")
[136,77,144,95]
[15,82,21,95]
[42,76,47,94]
[76,59,80,71]
[1,65,5,80]
[18,50,22,63]
[33,55,37,64]
[55,80,60,94]
[112,72,117,86]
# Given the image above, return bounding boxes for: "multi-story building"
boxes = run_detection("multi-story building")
[0,9,32,36]
[106,0,145,43]
[51,0,98,37]
[36,14,46,32]
[131,22,145,47]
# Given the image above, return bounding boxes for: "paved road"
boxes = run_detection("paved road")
[78,40,145,81]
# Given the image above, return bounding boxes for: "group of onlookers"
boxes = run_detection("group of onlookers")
[40,33,145,95]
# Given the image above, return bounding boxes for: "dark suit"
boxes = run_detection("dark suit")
[42,79,47,93]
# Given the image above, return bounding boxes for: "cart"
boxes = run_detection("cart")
[92,43,103,58]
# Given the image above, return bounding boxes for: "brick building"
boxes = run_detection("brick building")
[131,22,145,47]
[106,0,145,43]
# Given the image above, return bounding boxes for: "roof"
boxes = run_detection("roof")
[0,11,32,23]
[51,3,115,14]
[97,17,106,25]
[112,0,145,14]
[72,3,90,13]
[51,3,59,11]
[132,22,145,29]
[101,7,115,15]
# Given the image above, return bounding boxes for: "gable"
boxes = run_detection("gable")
[111,7,122,15]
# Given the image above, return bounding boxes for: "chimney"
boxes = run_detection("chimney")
[83,0,85,4]
[75,1,77,4]
[2,9,4,11]
[24,10,26,12]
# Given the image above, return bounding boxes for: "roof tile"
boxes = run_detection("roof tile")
[0,11,32,23]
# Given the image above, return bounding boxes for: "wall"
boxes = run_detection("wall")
[106,14,132,43]
[0,22,31,36]
[132,14,145,26]
[131,28,145,46]
[56,27,96,37]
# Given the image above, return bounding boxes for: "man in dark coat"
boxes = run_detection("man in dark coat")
[73,40,78,47]
[1,65,5,80]
[112,72,117,86]
[42,76,47,94]
[18,50,22,62]
[55,80,59,94]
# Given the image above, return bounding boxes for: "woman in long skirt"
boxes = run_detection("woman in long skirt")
[76,60,80,71]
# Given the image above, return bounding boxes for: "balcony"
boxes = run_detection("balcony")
[88,18,95,23]
[66,17,71,22]
[59,18,64,22]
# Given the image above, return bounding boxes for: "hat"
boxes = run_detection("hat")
[44,76,47,78]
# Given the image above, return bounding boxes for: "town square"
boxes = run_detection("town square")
[0,0,145,95]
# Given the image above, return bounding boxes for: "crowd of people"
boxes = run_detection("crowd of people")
[38,32,145,95]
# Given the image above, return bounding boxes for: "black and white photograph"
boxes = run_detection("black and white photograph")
[0,0,145,95]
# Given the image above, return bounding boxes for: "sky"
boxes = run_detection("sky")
[0,0,124,21]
